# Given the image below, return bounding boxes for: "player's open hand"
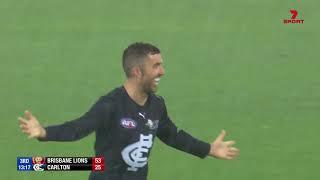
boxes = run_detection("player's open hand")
[209,130,239,160]
[18,110,46,139]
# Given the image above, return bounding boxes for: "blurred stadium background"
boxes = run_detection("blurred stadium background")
[1,0,319,179]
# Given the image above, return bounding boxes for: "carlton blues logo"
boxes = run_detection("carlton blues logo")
[32,156,45,171]
[121,134,153,171]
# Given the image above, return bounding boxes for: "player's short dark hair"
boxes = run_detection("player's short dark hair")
[122,42,161,77]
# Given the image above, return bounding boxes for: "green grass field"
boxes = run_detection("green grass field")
[1,0,319,179]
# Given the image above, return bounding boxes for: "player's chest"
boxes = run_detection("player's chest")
[113,107,161,137]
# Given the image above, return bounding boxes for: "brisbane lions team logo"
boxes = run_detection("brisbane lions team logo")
[32,156,45,171]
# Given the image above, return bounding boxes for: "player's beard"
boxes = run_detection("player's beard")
[141,75,158,94]
[138,66,160,94]
[143,78,157,94]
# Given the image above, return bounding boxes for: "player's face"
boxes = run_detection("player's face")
[140,53,165,93]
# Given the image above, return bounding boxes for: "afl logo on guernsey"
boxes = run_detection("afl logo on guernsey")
[120,118,137,129]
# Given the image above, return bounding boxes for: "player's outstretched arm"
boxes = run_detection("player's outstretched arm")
[209,130,240,160]
[18,110,46,139]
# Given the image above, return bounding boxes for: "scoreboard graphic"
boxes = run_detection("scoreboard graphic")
[17,157,104,171]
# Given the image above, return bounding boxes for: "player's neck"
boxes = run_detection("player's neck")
[124,80,148,106]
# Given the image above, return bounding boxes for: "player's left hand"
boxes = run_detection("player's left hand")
[209,130,240,160]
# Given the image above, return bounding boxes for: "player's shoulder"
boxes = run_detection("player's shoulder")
[99,86,124,103]
[150,93,166,105]
[152,93,164,100]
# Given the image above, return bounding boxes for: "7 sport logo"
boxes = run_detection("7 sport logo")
[283,9,304,24]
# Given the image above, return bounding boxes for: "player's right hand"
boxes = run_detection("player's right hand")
[18,110,46,139]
